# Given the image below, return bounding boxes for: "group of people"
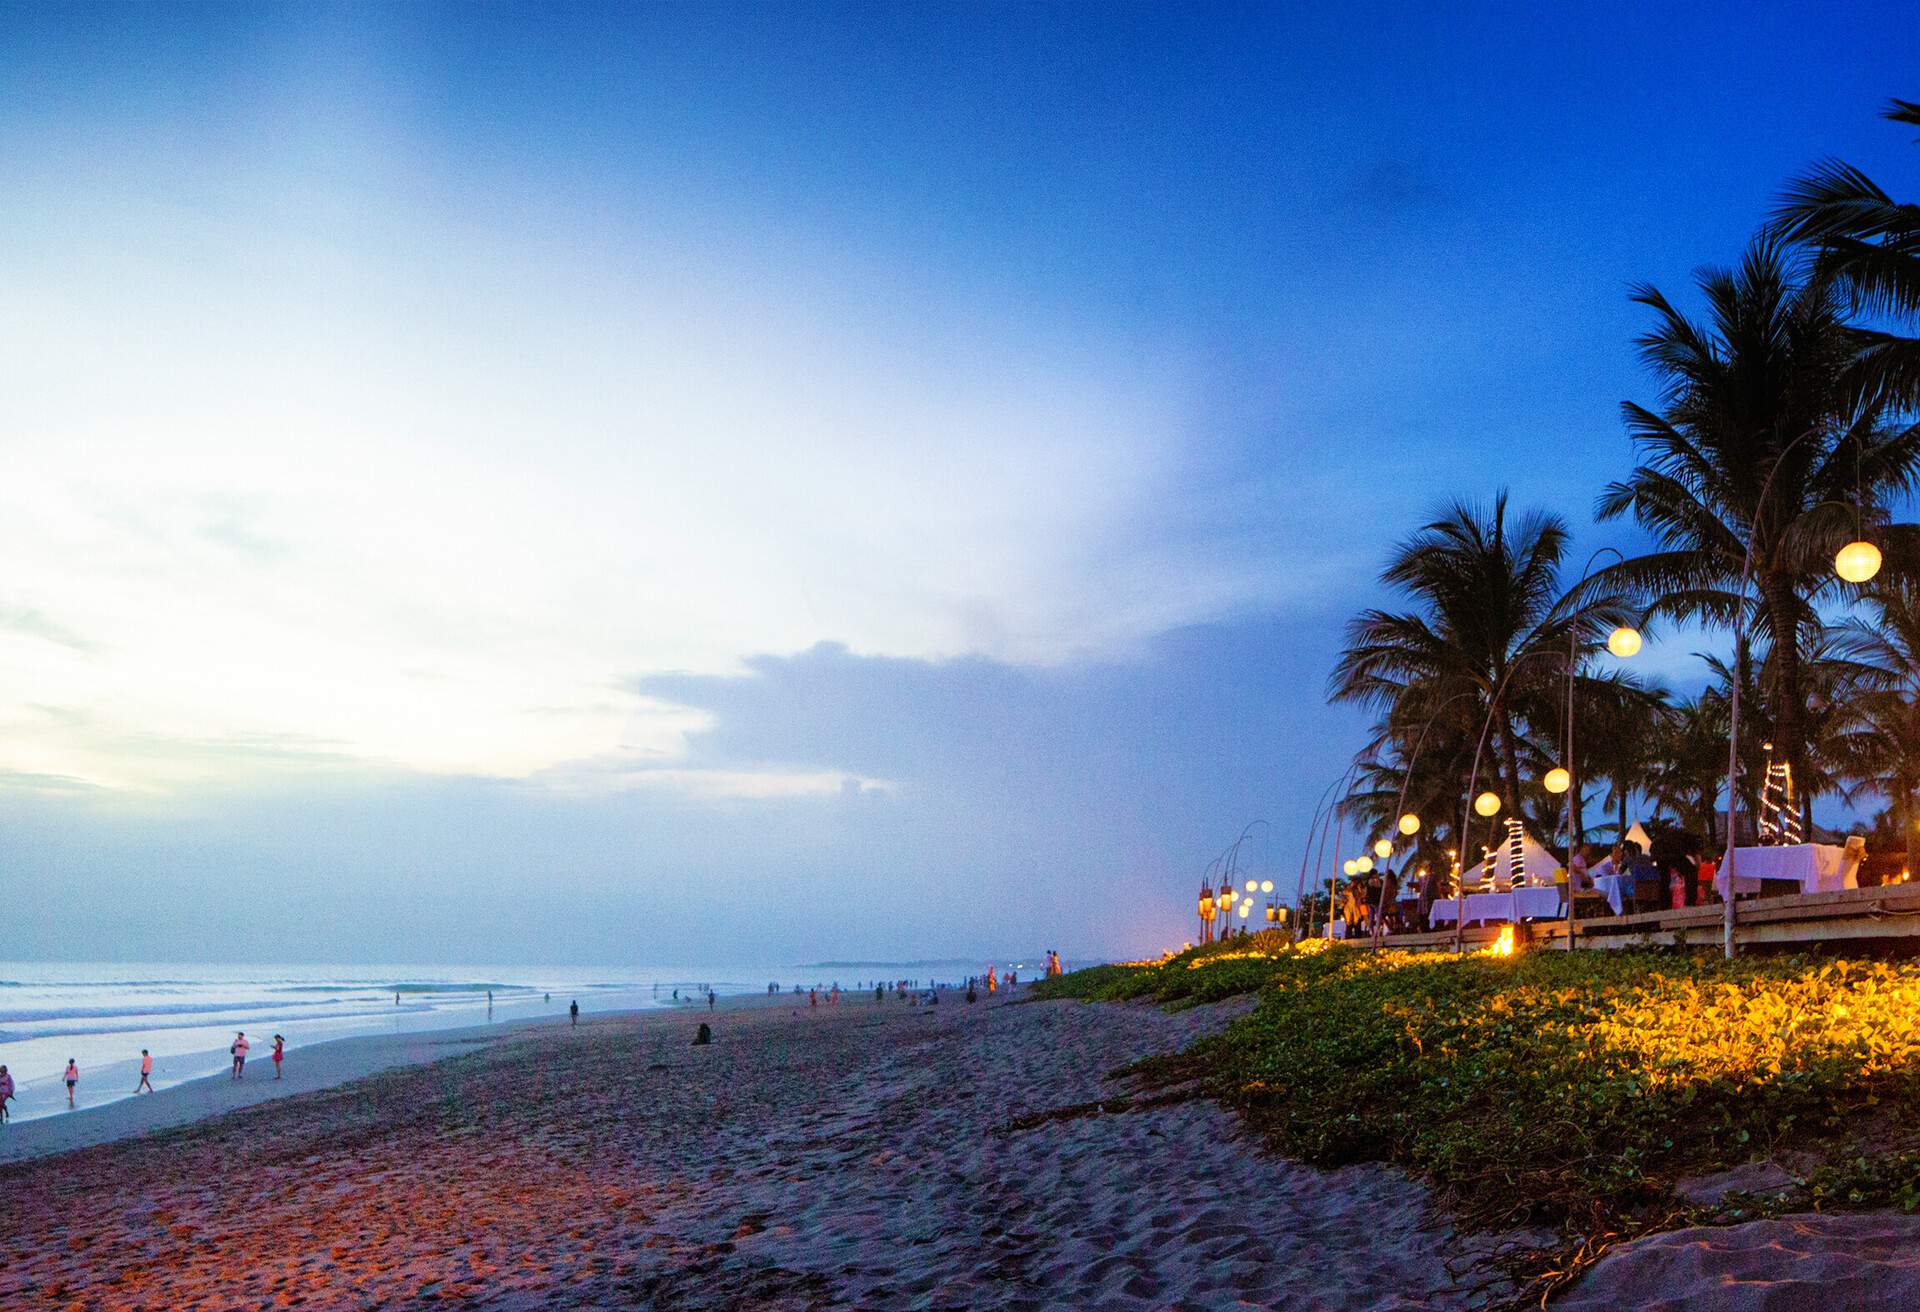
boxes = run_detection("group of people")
[1577,834,1721,911]
[0,1033,285,1123]
[1327,829,1726,938]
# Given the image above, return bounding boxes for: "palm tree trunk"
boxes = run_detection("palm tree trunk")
[1617,784,1628,847]
[1906,782,1915,880]
[1760,569,1808,824]
[1497,717,1527,840]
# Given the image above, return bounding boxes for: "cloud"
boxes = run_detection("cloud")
[0,606,99,653]
[0,613,1364,964]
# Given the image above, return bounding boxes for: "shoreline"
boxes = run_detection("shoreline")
[0,991,1525,1309]
[0,992,782,1165]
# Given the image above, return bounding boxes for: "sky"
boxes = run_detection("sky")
[0,2,1914,965]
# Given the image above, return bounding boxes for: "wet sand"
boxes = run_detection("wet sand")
[0,990,1511,1311]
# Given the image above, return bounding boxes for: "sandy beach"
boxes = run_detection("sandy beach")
[1,989,1521,1311]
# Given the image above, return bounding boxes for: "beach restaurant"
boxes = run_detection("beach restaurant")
[1326,815,1891,954]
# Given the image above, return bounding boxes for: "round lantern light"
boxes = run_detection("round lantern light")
[1342,860,1357,876]
[1398,813,1421,836]
[1260,879,1273,894]
[1836,540,1883,584]
[1542,767,1572,795]
[1238,901,1251,918]
[1355,855,1374,873]
[1373,839,1393,859]
[1606,626,1643,658]
[1474,791,1502,817]
[1605,630,1651,660]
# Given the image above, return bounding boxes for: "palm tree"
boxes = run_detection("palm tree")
[1331,493,1639,847]
[1645,692,1730,846]
[1774,98,1920,409]
[1699,629,1874,835]
[1596,238,1920,824]
[1832,572,1920,873]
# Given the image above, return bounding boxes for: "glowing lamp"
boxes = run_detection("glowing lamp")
[1606,626,1642,658]
[1260,879,1273,894]
[1836,540,1882,583]
[1542,767,1572,795]
[1398,813,1421,836]
[1342,860,1357,876]
[1238,901,1250,918]
[1371,839,1392,860]
[1356,855,1374,873]
[1474,791,1501,817]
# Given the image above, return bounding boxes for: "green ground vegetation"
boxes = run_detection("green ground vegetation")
[1032,937,1920,1302]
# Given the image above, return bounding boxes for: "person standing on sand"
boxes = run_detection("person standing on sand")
[986,966,997,996]
[570,1000,579,1027]
[708,989,716,1011]
[65,1058,79,1107]
[136,1049,154,1094]
[231,1032,250,1080]
[272,1035,285,1079]
[0,1064,14,1121]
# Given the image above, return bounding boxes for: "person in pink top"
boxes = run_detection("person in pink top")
[0,1064,14,1122]
[135,1049,154,1094]
[230,1032,250,1080]
[272,1035,284,1079]
[65,1059,79,1108]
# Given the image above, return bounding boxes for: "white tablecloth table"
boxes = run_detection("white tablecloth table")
[1428,886,1563,927]
[1594,872,1636,915]
[1714,843,1853,899]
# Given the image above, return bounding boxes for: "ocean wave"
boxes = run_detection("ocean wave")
[269,982,531,995]
[0,997,388,1024]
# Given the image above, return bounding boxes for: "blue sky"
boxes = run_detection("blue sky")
[0,2,1913,963]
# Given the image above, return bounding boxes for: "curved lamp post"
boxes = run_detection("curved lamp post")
[1295,768,1359,942]
[1453,648,1563,954]
[1369,690,1477,946]
[1548,546,1638,951]
[1719,430,1880,958]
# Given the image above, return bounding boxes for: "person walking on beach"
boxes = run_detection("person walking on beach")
[708,989,716,1011]
[0,1064,14,1122]
[135,1049,154,1094]
[272,1035,285,1079]
[65,1058,79,1108]
[570,999,579,1027]
[230,1032,250,1080]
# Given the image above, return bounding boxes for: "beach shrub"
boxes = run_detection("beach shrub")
[1026,963,1147,1001]
[1027,931,1305,1005]
[1151,947,1920,1236]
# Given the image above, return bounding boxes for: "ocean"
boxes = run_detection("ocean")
[0,960,911,1124]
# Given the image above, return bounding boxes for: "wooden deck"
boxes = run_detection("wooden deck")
[1351,882,1920,952]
